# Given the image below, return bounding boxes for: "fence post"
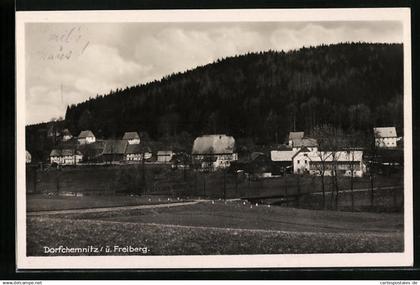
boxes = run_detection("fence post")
[235,172,238,196]
[223,169,226,200]
[393,186,397,209]
[284,176,288,206]
[203,173,206,197]
[55,168,60,195]
[195,171,198,194]
[33,166,37,193]
[296,174,301,207]
[142,157,147,195]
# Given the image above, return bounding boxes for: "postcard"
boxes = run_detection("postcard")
[16,8,413,269]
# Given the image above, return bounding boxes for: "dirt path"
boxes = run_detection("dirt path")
[27,200,201,216]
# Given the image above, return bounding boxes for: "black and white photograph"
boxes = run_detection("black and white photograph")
[15,8,412,269]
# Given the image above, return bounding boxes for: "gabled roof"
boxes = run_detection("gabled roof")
[289,131,304,140]
[270,150,294,161]
[125,144,151,154]
[122,132,140,140]
[192,134,235,155]
[291,146,311,160]
[374,127,397,138]
[103,140,128,154]
[50,149,81,156]
[78,130,95,138]
[292,138,318,147]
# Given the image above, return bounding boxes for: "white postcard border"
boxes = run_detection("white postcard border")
[16,8,413,269]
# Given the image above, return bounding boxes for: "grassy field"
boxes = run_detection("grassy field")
[26,201,403,256]
[27,194,190,212]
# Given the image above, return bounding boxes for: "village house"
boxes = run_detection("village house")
[26,150,31,164]
[102,140,128,163]
[270,147,294,175]
[49,149,83,165]
[62,129,73,141]
[292,147,365,177]
[125,144,152,161]
[122,131,141,145]
[157,150,175,163]
[78,130,96,145]
[374,127,398,148]
[288,131,304,146]
[192,134,238,171]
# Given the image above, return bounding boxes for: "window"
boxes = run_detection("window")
[297,160,300,164]
[305,160,308,164]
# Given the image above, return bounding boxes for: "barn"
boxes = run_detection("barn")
[102,140,128,163]
[192,134,238,170]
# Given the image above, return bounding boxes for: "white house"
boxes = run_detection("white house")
[50,149,83,165]
[374,127,397,148]
[192,134,238,170]
[292,147,365,177]
[157,150,174,163]
[122,132,140,145]
[62,129,73,141]
[78,130,96,145]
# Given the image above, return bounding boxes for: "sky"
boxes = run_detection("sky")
[25,21,402,125]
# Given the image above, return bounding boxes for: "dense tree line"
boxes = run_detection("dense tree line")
[29,43,403,152]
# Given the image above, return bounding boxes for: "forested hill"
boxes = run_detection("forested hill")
[61,43,402,144]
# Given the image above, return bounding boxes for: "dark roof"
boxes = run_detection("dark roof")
[78,130,95,138]
[270,144,292,151]
[77,140,105,151]
[122,132,140,140]
[192,134,235,155]
[50,149,81,156]
[250,152,266,161]
[292,138,318,147]
[125,144,151,154]
[103,140,128,154]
